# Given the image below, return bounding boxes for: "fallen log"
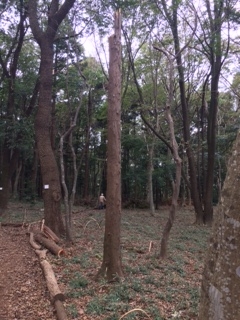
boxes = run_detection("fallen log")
[54,300,68,320]
[29,232,41,250]
[43,225,60,243]
[0,222,28,227]
[35,249,48,260]
[34,233,64,257]
[35,250,65,303]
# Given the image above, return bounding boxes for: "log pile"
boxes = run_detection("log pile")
[28,220,68,320]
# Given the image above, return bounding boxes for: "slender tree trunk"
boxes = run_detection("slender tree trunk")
[0,147,11,213]
[147,143,155,216]
[202,0,226,225]
[159,108,182,258]
[0,3,27,213]
[161,0,204,223]
[13,160,22,199]
[199,131,240,319]
[83,90,93,204]
[203,71,221,224]
[59,101,81,243]
[96,10,124,282]
[30,143,39,199]
[159,55,182,259]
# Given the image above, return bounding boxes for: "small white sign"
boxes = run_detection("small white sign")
[44,184,49,189]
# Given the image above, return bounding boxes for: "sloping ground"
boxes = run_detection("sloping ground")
[0,225,55,320]
[0,202,211,320]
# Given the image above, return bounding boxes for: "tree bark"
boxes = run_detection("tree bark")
[147,142,155,216]
[54,300,68,320]
[28,0,75,235]
[160,0,204,223]
[39,259,65,302]
[34,233,64,257]
[96,10,124,282]
[202,0,226,225]
[83,90,93,203]
[199,131,240,319]
[34,249,67,319]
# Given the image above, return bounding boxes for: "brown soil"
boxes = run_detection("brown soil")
[0,202,210,320]
[0,225,55,320]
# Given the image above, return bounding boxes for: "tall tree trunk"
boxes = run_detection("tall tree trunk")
[0,147,11,213]
[13,160,22,199]
[199,131,240,319]
[28,0,75,235]
[161,0,204,223]
[0,3,27,214]
[158,53,182,259]
[30,143,39,199]
[203,0,225,224]
[83,90,93,204]
[59,100,81,243]
[96,10,124,282]
[36,42,64,235]
[147,143,155,216]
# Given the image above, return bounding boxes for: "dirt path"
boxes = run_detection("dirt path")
[0,225,55,320]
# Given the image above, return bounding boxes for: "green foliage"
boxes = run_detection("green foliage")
[69,273,89,289]
[86,296,106,315]
[67,304,79,319]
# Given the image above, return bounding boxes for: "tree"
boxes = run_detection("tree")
[0,1,29,214]
[156,0,206,224]
[28,0,75,235]
[154,48,182,259]
[198,0,230,224]
[96,9,124,282]
[198,130,240,319]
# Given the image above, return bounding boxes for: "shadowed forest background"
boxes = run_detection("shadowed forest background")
[1,0,240,216]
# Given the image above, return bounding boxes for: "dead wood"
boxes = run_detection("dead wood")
[0,222,28,227]
[34,233,64,257]
[29,232,41,250]
[35,249,48,260]
[54,300,68,320]
[43,225,60,243]
[35,254,65,303]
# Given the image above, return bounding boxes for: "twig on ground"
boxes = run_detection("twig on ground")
[119,308,151,319]
[83,217,101,234]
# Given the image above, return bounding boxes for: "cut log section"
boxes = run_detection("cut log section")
[43,225,60,243]
[34,233,64,257]
[35,250,65,303]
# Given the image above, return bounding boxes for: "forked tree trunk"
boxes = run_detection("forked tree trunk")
[158,54,182,259]
[96,9,124,282]
[59,104,81,243]
[199,131,240,319]
[160,0,205,223]
[35,38,65,236]
[159,146,181,258]
[28,0,75,235]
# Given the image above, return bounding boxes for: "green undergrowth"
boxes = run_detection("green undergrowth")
[0,200,44,223]
[2,202,211,319]
[53,207,211,320]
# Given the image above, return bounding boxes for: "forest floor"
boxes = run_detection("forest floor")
[0,201,212,320]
